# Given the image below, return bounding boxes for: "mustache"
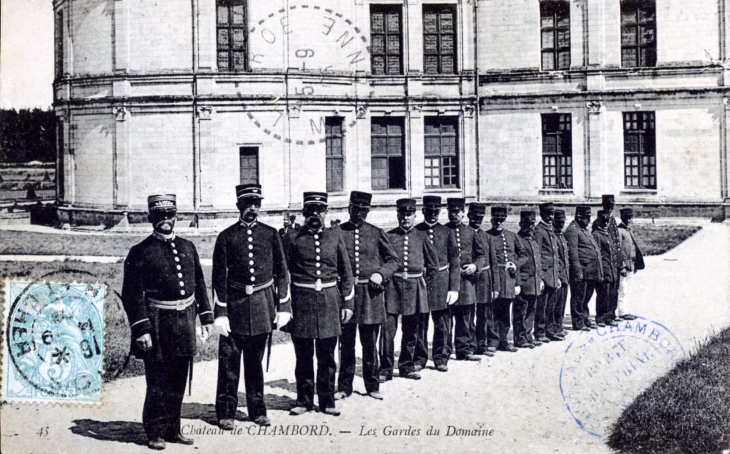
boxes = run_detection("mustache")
[154,219,174,228]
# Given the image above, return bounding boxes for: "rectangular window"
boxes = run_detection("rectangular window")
[540,1,570,70]
[217,0,247,71]
[623,112,656,189]
[424,117,459,188]
[423,5,457,74]
[370,5,403,75]
[55,10,64,78]
[621,0,656,68]
[542,114,573,189]
[371,117,406,190]
[325,117,344,192]
[239,147,259,184]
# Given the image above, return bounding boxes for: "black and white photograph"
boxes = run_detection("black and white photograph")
[1,0,729,452]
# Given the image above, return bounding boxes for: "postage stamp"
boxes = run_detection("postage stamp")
[2,281,106,404]
[559,317,686,438]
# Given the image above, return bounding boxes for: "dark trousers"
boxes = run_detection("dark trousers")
[215,333,267,421]
[570,279,597,329]
[292,336,337,410]
[522,294,539,342]
[474,302,495,353]
[379,313,419,378]
[415,312,430,368]
[595,281,615,324]
[485,300,500,349]
[536,286,557,339]
[142,356,189,441]
[512,294,533,346]
[451,304,476,358]
[493,298,514,348]
[337,323,380,394]
[431,307,451,366]
[552,284,569,334]
[610,280,620,318]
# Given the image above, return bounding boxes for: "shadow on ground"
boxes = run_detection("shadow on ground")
[70,419,147,446]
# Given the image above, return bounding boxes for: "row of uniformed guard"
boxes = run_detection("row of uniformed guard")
[121,189,644,450]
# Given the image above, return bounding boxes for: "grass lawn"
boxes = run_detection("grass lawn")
[607,327,730,454]
[630,225,702,256]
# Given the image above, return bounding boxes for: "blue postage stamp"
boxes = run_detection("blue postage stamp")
[559,317,685,438]
[2,281,105,404]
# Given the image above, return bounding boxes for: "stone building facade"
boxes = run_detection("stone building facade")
[53,0,730,225]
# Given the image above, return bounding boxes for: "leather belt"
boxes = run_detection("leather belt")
[438,264,449,272]
[393,271,423,279]
[148,295,195,311]
[230,279,274,296]
[356,278,371,284]
[292,279,337,292]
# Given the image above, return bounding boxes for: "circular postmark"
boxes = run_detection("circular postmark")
[4,280,105,402]
[559,317,685,438]
[244,3,374,145]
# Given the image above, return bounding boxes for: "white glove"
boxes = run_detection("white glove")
[214,316,231,337]
[539,280,545,292]
[461,264,477,275]
[136,333,152,351]
[341,309,353,324]
[515,286,521,296]
[196,324,211,343]
[446,291,459,305]
[369,273,384,286]
[506,262,517,272]
[274,312,291,329]
[492,291,500,300]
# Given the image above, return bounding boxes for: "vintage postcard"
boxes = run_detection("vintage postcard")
[1,0,729,453]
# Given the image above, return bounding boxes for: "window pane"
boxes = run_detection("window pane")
[232,29,245,49]
[622,27,637,46]
[542,31,555,49]
[371,12,384,33]
[441,56,454,73]
[218,29,230,48]
[622,48,638,67]
[424,12,438,33]
[372,35,385,54]
[640,26,655,45]
[638,7,655,23]
[218,51,230,70]
[232,5,244,24]
[542,52,555,71]
[640,47,656,67]
[557,30,570,48]
[440,12,454,32]
[387,35,400,54]
[558,51,571,69]
[441,35,454,53]
[424,55,439,73]
[372,56,385,75]
[233,52,245,70]
[424,35,438,53]
[386,12,400,32]
[622,9,637,24]
[425,137,441,155]
[218,6,229,25]
[541,15,554,29]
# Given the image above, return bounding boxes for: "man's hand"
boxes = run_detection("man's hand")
[539,280,545,292]
[492,291,500,300]
[621,269,628,277]
[461,264,477,275]
[556,282,561,289]
[197,324,212,342]
[369,272,384,290]
[505,262,517,272]
[136,333,153,351]
[341,309,353,324]
[515,286,521,296]
[274,312,292,329]
[214,316,231,337]
[446,291,459,305]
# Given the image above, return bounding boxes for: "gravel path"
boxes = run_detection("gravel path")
[2,223,728,454]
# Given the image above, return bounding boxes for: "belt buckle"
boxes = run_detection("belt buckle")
[245,285,254,295]
[177,300,185,310]
[403,271,409,280]
[315,279,322,291]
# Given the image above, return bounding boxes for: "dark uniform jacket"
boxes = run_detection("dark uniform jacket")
[284,226,354,339]
[564,221,604,282]
[517,231,543,296]
[122,234,214,360]
[415,222,460,312]
[335,221,400,324]
[212,220,290,337]
[446,222,486,306]
[618,223,645,271]
[475,228,500,304]
[534,221,561,289]
[485,228,529,299]
[593,228,619,283]
[385,227,439,315]
[555,229,570,286]
[593,216,623,273]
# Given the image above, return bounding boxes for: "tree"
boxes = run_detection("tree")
[0,108,56,164]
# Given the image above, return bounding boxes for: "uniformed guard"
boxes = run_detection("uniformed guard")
[617,208,644,321]
[469,203,499,357]
[593,195,623,322]
[445,198,486,361]
[381,198,439,381]
[593,210,620,327]
[515,210,544,348]
[212,184,291,429]
[334,191,399,401]
[564,205,603,331]
[533,202,565,342]
[550,210,571,337]
[484,206,528,353]
[414,196,460,372]
[122,194,213,450]
[284,192,354,416]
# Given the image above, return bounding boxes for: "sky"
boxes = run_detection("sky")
[0,0,54,110]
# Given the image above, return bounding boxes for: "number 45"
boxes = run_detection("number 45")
[38,427,49,437]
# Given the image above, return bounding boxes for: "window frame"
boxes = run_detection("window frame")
[623,112,656,189]
[424,116,459,189]
[325,117,345,193]
[239,146,260,185]
[540,1,571,71]
[370,4,404,76]
[217,0,248,72]
[620,0,657,68]
[370,116,406,191]
[541,113,573,190]
[423,4,458,75]
[55,10,64,79]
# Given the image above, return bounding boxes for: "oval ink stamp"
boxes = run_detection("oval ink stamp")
[2,281,106,404]
[559,317,685,438]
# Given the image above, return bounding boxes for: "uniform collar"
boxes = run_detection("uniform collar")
[399,226,414,234]
[424,221,439,228]
[305,226,323,235]
[240,218,257,229]
[518,230,534,239]
[152,231,176,242]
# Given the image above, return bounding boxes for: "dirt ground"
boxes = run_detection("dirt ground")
[1,222,728,454]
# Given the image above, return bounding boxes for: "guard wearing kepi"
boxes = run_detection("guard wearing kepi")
[212,184,291,429]
[284,192,355,416]
[533,202,565,341]
[414,196,460,372]
[469,202,499,357]
[334,191,400,401]
[122,194,213,450]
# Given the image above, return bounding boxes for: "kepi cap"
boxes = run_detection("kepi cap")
[520,211,536,221]
[575,205,592,216]
[396,198,417,212]
[447,198,466,209]
[553,209,566,221]
[468,202,486,216]
[491,206,508,216]
[303,192,328,206]
[148,194,177,212]
[236,184,263,200]
[620,208,634,216]
[539,202,555,213]
[423,195,442,208]
[601,194,615,205]
[349,191,372,208]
